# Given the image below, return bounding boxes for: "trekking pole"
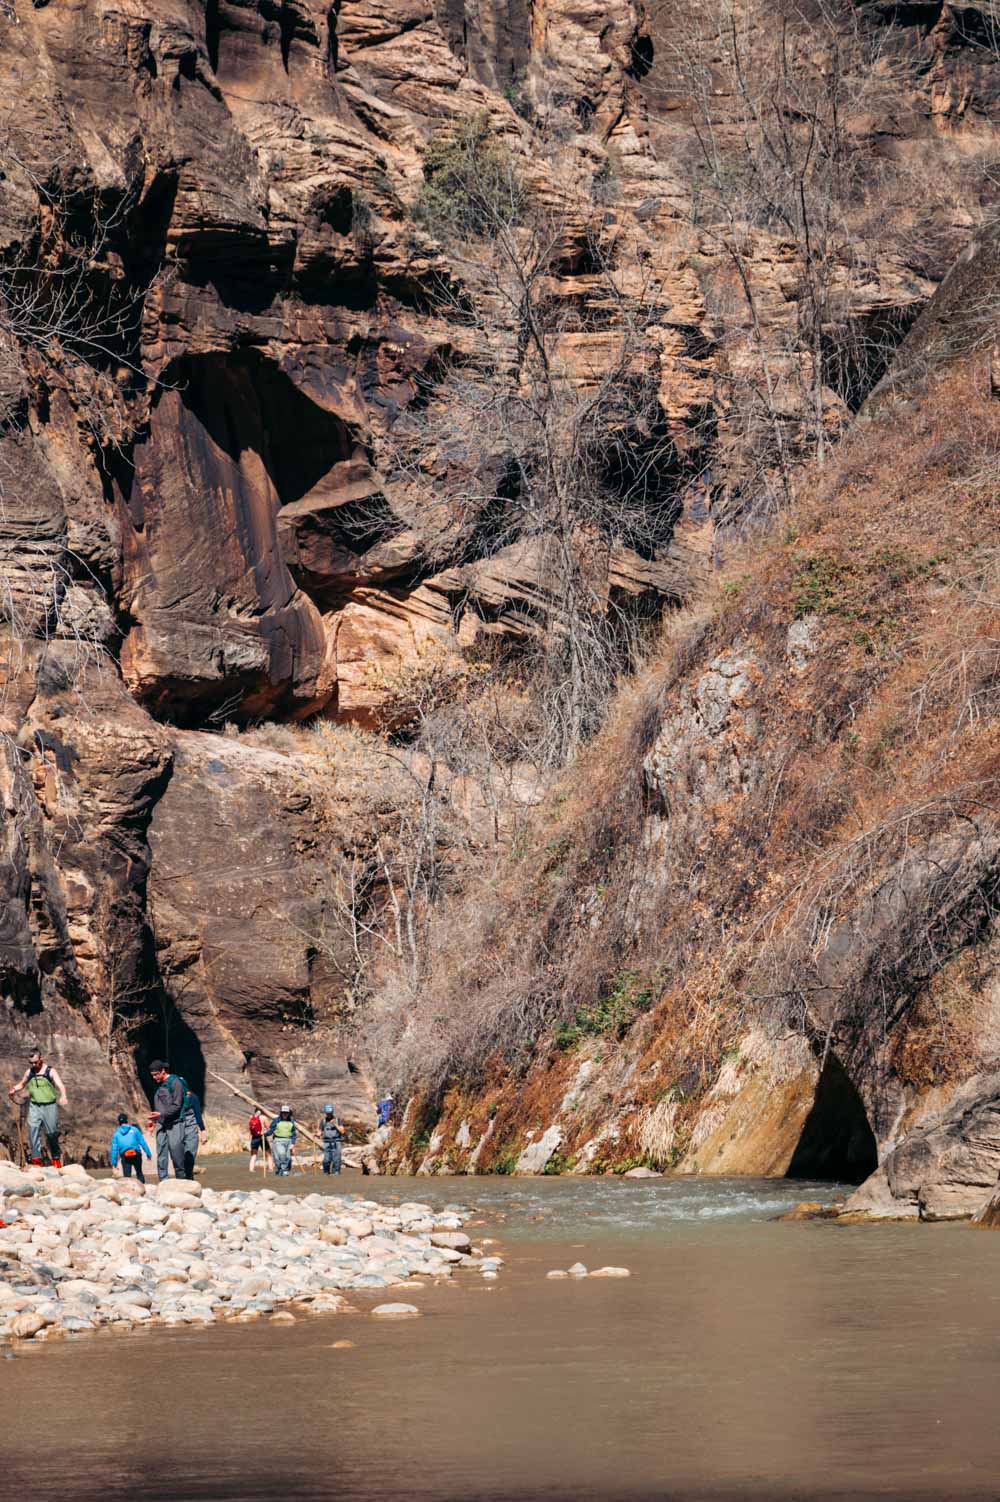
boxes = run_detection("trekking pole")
[9,1100,26,1167]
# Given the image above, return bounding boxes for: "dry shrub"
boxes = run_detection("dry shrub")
[200,1115,249,1155]
[891,938,999,1091]
[362,604,725,1097]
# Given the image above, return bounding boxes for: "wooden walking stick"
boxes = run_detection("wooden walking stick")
[8,1099,26,1167]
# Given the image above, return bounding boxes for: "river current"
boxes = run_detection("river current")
[4,1166,1000,1501]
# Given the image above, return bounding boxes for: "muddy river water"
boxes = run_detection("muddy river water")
[4,1167,1000,1502]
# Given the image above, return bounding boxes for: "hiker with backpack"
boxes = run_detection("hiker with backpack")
[320,1104,345,1174]
[7,1049,68,1167]
[248,1109,265,1172]
[110,1113,152,1183]
[182,1087,207,1179]
[265,1104,297,1175]
[147,1060,190,1180]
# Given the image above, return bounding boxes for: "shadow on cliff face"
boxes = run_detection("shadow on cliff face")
[786,1054,877,1184]
[133,999,206,1110]
[176,349,357,511]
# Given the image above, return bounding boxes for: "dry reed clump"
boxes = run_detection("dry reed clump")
[369,360,1000,1141]
[200,1115,249,1156]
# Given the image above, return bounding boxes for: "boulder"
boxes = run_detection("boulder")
[9,1312,50,1340]
[515,1127,563,1175]
[429,1231,472,1252]
[156,1180,203,1202]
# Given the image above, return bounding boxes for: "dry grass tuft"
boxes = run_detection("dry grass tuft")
[200,1115,250,1156]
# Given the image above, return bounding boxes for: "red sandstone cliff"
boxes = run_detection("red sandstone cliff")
[0,0,997,1182]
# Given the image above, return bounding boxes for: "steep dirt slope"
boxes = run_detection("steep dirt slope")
[378,324,1000,1218]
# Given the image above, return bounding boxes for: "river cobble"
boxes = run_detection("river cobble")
[0,1163,502,1342]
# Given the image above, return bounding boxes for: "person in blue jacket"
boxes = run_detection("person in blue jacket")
[376,1093,394,1128]
[110,1113,152,1183]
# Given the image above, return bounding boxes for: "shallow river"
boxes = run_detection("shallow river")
[4,1166,1000,1501]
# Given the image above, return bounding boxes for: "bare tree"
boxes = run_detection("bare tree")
[660,0,905,517]
[0,134,155,679]
[383,117,697,765]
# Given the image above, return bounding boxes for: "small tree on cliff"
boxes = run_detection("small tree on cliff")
[0,134,152,663]
[395,125,694,766]
[660,0,905,518]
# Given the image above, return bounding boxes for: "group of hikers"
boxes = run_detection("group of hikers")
[6,1048,376,1182]
[247,1102,347,1176]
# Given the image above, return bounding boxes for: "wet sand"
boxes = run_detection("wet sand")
[4,1171,1000,1501]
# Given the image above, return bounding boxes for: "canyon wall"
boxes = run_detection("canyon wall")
[0,0,997,1187]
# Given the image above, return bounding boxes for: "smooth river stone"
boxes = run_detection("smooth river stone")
[371,1303,420,1318]
[9,1312,50,1339]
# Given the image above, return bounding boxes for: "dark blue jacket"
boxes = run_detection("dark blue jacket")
[184,1091,205,1130]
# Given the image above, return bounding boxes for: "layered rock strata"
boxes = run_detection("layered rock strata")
[0,0,997,1173]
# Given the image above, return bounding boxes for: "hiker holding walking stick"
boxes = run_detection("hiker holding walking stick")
[8,1049,68,1168]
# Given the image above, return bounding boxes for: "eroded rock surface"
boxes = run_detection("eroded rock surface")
[0,0,998,1174]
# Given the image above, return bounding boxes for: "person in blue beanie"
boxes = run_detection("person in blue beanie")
[110,1113,152,1183]
[320,1104,345,1174]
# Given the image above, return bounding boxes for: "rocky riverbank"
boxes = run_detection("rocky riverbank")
[0,1164,500,1344]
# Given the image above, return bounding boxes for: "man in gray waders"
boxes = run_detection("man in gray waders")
[320,1103,345,1174]
[7,1049,68,1167]
[266,1104,296,1175]
[147,1060,188,1180]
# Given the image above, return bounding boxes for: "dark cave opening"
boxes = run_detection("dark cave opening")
[786,1052,878,1184]
[133,1000,206,1113]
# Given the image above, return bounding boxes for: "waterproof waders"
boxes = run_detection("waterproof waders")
[26,1068,60,1165]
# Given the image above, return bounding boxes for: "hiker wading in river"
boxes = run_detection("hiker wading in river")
[8,1049,68,1167]
[266,1104,297,1175]
[248,1110,264,1173]
[320,1104,345,1174]
[183,1087,207,1179]
[147,1060,191,1180]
